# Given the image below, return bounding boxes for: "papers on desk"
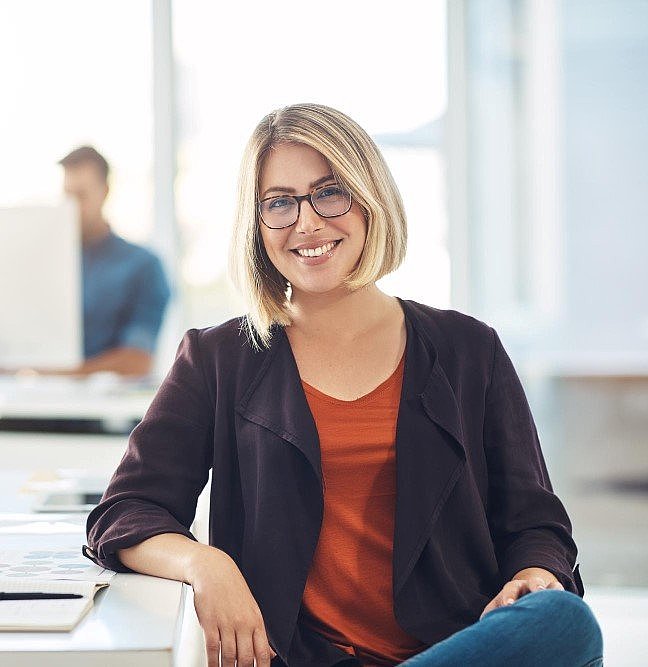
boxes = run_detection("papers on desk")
[0,548,114,584]
[0,512,115,632]
[0,578,107,631]
[0,514,115,584]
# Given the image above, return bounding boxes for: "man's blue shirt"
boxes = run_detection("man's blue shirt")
[82,230,171,358]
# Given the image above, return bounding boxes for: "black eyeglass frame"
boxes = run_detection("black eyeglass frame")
[257,183,353,229]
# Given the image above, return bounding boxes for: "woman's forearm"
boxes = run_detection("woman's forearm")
[116,533,230,585]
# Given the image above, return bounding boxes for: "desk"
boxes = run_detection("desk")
[2,432,128,479]
[0,387,208,666]
[0,376,156,434]
[0,470,189,666]
[0,531,187,667]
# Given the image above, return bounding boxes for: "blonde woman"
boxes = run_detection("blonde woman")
[85,103,603,667]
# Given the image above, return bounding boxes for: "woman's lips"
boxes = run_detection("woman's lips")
[290,240,341,265]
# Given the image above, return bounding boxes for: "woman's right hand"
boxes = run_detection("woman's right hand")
[187,545,277,667]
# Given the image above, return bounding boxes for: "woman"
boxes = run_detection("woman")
[84,103,603,667]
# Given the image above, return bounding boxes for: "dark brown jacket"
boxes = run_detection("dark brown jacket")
[85,298,584,666]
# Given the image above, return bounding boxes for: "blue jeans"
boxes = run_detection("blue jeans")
[398,590,603,666]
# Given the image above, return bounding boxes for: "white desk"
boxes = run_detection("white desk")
[0,530,187,667]
[0,375,157,434]
[1,432,128,478]
[0,379,209,667]
[0,462,191,667]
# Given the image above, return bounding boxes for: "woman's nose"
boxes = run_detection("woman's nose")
[295,198,324,233]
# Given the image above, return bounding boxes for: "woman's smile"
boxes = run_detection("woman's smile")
[290,239,343,264]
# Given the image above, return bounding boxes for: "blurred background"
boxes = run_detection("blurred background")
[1,1,647,664]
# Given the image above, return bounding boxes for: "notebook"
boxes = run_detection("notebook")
[0,578,108,631]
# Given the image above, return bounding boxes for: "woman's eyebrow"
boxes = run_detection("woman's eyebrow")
[261,174,335,199]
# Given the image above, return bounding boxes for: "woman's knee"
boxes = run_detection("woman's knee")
[524,589,603,656]
[530,588,595,616]
[525,589,597,622]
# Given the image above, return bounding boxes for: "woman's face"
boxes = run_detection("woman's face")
[258,142,367,299]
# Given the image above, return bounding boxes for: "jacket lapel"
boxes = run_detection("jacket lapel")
[392,301,467,597]
[236,323,323,487]
[236,300,467,616]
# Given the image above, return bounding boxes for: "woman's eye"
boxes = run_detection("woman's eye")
[268,197,293,210]
[316,185,344,199]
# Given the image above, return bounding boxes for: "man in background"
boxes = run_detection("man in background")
[59,146,170,376]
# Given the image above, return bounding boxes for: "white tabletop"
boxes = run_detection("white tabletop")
[0,375,157,422]
[1,432,128,476]
[0,469,188,666]
[0,535,186,667]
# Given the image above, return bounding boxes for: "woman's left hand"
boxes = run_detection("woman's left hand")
[479,567,564,620]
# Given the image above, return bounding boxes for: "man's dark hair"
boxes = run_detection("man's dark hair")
[58,146,110,183]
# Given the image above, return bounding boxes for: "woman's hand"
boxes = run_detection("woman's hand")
[479,567,564,620]
[187,544,277,667]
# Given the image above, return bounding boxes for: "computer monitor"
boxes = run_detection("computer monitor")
[0,201,83,369]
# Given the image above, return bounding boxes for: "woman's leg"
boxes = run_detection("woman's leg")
[398,589,603,667]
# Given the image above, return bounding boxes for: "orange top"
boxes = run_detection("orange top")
[300,351,428,666]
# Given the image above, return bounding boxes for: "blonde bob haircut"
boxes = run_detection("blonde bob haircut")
[228,102,407,350]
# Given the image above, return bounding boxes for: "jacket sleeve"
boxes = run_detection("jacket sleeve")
[84,329,214,572]
[483,327,584,597]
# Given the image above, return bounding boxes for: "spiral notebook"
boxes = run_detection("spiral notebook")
[0,579,108,631]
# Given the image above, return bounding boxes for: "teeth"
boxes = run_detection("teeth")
[296,241,337,257]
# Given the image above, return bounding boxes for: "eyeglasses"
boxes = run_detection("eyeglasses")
[258,183,352,229]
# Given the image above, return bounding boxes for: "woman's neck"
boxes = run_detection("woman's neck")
[286,284,398,344]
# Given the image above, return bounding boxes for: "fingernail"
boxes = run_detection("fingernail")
[505,598,515,605]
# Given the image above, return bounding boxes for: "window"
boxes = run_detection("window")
[0,1,153,243]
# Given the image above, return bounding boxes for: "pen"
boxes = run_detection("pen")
[0,592,83,600]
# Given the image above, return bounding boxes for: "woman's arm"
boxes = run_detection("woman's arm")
[85,328,214,572]
[117,533,277,666]
[93,328,276,667]
[116,533,220,583]
[483,327,583,596]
